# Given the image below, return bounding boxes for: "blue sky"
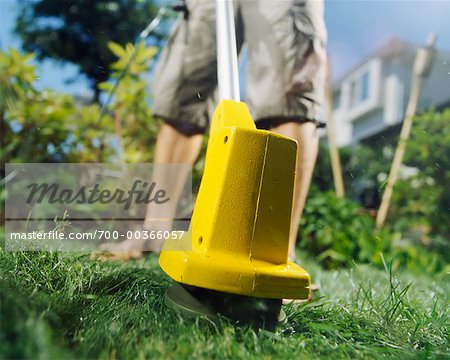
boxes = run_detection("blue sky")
[1,0,450,96]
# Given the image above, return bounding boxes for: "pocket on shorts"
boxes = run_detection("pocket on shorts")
[291,1,315,39]
[291,0,326,44]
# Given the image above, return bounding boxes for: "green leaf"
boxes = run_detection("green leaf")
[107,41,127,58]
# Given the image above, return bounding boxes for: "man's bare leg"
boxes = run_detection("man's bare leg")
[270,121,319,261]
[98,122,203,257]
[142,123,203,247]
[152,122,204,165]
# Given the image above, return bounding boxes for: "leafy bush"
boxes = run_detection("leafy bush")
[299,188,383,268]
[390,109,450,238]
[1,48,110,163]
[1,42,158,165]
[298,188,447,274]
[308,108,449,273]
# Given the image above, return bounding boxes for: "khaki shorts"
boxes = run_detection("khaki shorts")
[152,0,327,135]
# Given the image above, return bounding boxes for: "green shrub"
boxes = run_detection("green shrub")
[298,188,447,274]
[299,189,381,268]
[1,43,158,165]
[390,109,450,238]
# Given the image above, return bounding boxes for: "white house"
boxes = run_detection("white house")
[331,38,450,147]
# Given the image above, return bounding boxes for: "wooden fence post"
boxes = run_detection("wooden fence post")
[326,57,345,199]
[376,33,437,229]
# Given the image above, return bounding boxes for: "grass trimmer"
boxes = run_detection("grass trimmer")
[159,0,311,329]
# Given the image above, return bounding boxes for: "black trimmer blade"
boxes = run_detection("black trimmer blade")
[165,282,286,330]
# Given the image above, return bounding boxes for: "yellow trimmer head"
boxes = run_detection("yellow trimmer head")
[159,100,310,328]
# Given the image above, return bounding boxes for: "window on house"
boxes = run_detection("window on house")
[349,70,371,108]
[360,71,370,102]
[350,80,358,108]
[333,91,341,109]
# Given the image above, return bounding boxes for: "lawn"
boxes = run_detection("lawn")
[1,248,449,359]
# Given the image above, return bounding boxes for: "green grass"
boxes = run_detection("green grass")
[1,249,449,359]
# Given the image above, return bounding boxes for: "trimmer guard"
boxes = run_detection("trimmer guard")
[159,100,311,300]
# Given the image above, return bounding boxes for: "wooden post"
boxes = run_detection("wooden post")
[326,57,345,198]
[376,33,436,229]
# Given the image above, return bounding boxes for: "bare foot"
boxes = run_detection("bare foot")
[90,249,145,262]
[91,233,163,261]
